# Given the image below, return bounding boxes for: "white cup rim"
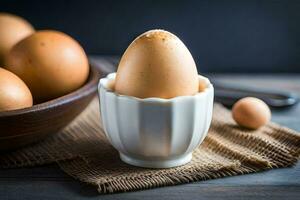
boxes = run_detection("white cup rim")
[98,73,213,103]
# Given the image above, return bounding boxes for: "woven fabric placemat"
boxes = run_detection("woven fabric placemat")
[1,98,300,194]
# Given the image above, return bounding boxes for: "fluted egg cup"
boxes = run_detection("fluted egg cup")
[98,73,214,168]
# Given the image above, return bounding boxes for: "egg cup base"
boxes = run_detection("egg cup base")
[120,153,192,169]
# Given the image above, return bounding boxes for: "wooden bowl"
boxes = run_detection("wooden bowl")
[0,64,102,151]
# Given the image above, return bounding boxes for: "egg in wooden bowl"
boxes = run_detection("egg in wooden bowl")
[0,26,102,151]
[5,30,90,103]
[0,13,35,66]
[0,67,33,111]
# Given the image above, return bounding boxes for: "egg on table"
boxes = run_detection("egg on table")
[0,13,34,66]
[5,30,89,103]
[115,29,199,99]
[232,97,271,129]
[0,67,33,111]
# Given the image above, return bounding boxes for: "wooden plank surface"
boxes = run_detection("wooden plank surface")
[1,57,300,199]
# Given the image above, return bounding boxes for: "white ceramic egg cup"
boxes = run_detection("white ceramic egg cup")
[98,73,214,168]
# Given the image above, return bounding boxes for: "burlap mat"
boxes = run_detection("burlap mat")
[1,98,300,194]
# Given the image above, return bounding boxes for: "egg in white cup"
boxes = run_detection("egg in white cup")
[98,29,214,168]
[98,73,214,168]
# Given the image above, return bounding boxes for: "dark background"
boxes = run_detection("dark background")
[1,0,300,73]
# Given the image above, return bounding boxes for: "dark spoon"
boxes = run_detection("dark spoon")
[213,81,299,108]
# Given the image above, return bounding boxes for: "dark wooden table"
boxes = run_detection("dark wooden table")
[1,58,300,199]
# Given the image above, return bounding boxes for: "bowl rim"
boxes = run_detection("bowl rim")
[99,72,214,103]
[0,64,101,117]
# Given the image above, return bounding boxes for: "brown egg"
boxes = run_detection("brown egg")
[115,29,199,99]
[0,13,34,66]
[5,30,89,103]
[0,67,33,111]
[232,97,271,129]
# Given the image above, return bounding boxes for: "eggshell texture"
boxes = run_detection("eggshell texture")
[0,13,34,66]
[5,30,89,103]
[232,97,271,129]
[0,67,33,111]
[115,29,199,99]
